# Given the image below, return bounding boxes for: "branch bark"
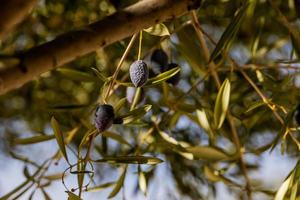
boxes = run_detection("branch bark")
[0,0,201,95]
[0,0,38,40]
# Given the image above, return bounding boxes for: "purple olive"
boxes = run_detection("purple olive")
[94,104,115,132]
[151,49,168,73]
[129,60,149,87]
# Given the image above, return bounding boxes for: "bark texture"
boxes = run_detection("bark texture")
[0,0,201,95]
[0,0,38,39]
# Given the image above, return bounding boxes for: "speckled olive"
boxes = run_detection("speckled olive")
[129,60,149,87]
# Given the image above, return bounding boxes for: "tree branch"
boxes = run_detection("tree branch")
[0,0,201,95]
[0,0,38,40]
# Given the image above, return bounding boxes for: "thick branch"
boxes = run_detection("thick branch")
[0,0,38,40]
[0,0,201,95]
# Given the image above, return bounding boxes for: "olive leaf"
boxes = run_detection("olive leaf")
[66,191,81,200]
[108,166,127,199]
[102,131,131,147]
[118,104,152,124]
[13,134,55,145]
[87,182,116,192]
[214,79,231,129]
[51,117,69,163]
[209,3,249,62]
[144,23,170,36]
[196,109,214,139]
[185,146,231,161]
[57,68,97,82]
[93,155,163,164]
[146,67,180,86]
[138,166,147,195]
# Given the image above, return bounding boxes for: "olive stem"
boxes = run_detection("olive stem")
[130,87,142,111]
[138,31,143,60]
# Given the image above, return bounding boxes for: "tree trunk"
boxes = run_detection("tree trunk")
[0,0,201,95]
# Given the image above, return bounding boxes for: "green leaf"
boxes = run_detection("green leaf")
[185,146,230,161]
[48,104,89,111]
[245,100,266,113]
[91,67,107,82]
[158,131,179,145]
[57,68,96,82]
[67,191,82,200]
[209,3,249,62]
[214,79,231,129]
[146,67,180,86]
[196,109,213,139]
[118,105,152,124]
[13,134,55,145]
[274,172,294,200]
[87,182,116,192]
[114,97,127,113]
[108,166,127,199]
[51,117,69,163]
[291,34,300,60]
[144,23,170,36]
[102,131,131,147]
[138,166,147,195]
[93,156,163,164]
[79,129,97,149]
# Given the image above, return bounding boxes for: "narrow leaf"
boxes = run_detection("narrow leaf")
[214,79,231,129]
[87,182,116,192]
[57,68,96,82]
[51,117,69,163]
[118,105,152,124]
[67,192,82,200]
[196,109,213,138]
[146,67,180,86]
[108,166,127,199]
[144,23,170,36]
[138,167,147,195]
[274,173,294,200]
[13,135,55,145]
[185,146,230,161]
[102,131,131,147]
[209,3,249,62]
[93,156,163,165]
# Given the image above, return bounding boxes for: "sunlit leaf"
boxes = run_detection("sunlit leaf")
[118,104,152,124]
[158,131,178,145]
[138,166,147,195]
[93,155,163,164]
[185,146,230,161]
[87,182,116,192]
[102,131,131,147]
[67,191,81,200]
[146,67,180,86]
[108,166,127,199]
[13,134,55,145]
[196,109,214,139]
[51,117,69,163]
[214,79,231,129]
[144,23,170,36]
[274,172,293,200]
[204,166,222,182]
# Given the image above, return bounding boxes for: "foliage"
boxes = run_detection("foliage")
[1,0,300,199]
